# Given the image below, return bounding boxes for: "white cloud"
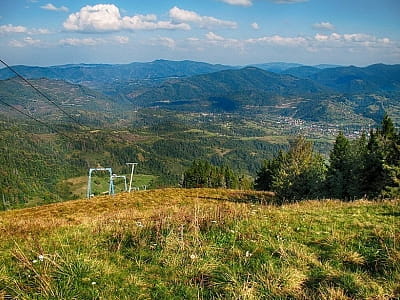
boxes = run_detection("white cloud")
[114,36,129,44]
[63,4,190,32]
[187,37,200,42]
[204,32,242,50]
[0,24,27,34]
[206,32,226,41]
[313,22,335,31]
[310,32,392,47]
[251,22,260,30]
[0,24,50,35]
[23,36,41,45]
[30,28,51,35]
[169,6,237,29]
[8,40,25,48]
[150,37,176,49]
[219,0,253,6]
[41,3,69,12]
[246,35,307,46]
[343,33,371,42]
[9,36,41,47]
[314,33,329,41]
[59,38,103,46]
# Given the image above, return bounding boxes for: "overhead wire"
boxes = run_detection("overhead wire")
[0,58,84,128]
[0,58,126,142]
[0,98,73,141]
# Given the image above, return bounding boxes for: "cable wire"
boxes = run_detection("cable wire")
[0,59,84,127]
[0,98,73,141]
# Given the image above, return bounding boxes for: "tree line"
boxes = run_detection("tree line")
[182,115,399,201]
[255,115,399,201]
[182,160,252,190]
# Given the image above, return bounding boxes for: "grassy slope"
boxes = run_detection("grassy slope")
[0,188,399,299]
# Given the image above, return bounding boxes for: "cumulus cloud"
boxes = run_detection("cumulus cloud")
[9,37,42,47]
[313,22,335,31]
[311,32,392,47]
[41,3,69,12]
[246,35,307,46]
[0,24,27,34]
[251,22,260,30]
[169,6,237,29]
[219,0,253,6]
[206,32,226,41]
[114,36,129,44]
[59,37,103,46]
[149,37,176,49]
[0,24,50,35]
[63,4,190,32]
[204,32,242,50]
[30,28,51,35]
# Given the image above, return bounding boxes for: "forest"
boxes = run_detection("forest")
[254,115,400,201]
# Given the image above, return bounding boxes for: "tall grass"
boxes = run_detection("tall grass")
[0,188,399,299]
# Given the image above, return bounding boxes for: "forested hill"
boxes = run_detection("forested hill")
[128,67,331,107]
[283,63,400,93]
[0,60,235,83]
[0,78,125,125]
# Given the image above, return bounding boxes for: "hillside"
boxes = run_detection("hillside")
[128,67,330,108]
[286,64,400,93]
[0,188,398,299]
[0,78,126,125]
[0,60,234,83]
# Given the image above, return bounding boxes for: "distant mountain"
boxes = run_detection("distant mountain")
[128,67,331,109]
[307,64,400,93]
[0,78,124,124]
[0,60,235,83]
[313,64,343,69]
[282,66,322,78]
[249,62,303,73]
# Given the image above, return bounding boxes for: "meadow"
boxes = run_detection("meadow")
[0,188,399,299]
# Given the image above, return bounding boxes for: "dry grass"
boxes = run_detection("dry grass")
[0,188,273,238]
[0,189,398,299]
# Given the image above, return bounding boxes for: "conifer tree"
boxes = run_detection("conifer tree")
[254,151,284,191]
[271,137,326,201]
[326,132,355,200]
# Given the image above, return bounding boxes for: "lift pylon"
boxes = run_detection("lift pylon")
[87,168,115,198]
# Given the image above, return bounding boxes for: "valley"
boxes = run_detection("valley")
[0,60,399,209]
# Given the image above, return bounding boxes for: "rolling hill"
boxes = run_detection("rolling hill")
[0,78,126,124]
[127,67,331,109]
[285,63,400,93]
[0,60,235,83]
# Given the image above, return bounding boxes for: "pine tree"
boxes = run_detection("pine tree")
[327,132,354,200]
[362,114,399,198]
[254,152,283,191]
[271,137,326,201]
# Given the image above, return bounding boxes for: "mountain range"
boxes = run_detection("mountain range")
[1,60,400,125]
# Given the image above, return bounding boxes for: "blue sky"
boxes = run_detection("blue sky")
[0,0,399,66]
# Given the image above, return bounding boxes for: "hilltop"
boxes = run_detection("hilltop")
[0,188,399,299]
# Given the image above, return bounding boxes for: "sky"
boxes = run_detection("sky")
[0,0,399,66]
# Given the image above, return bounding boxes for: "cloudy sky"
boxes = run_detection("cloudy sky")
[1,0,399,66]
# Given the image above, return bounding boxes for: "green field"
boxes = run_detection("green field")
[1,188,398,299]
